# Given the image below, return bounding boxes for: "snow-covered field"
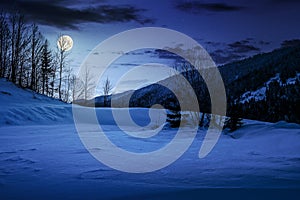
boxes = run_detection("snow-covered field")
[1,79,300,199]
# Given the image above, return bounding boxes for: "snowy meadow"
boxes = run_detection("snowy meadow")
[1,79,300,199]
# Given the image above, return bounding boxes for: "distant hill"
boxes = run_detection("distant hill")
[220,44,300,123]
[78,44,300,124]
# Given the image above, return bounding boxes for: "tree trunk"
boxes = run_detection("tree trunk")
[58,51,63,99]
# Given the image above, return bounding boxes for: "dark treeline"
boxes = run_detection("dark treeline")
[110,43,300,126]
[223,44,300,124]
[0,11,75,102]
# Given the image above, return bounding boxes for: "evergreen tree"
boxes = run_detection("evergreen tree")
[41,40,52,95]
[166,109,181,128]
[224,114,243,132]
[225,99,243,132]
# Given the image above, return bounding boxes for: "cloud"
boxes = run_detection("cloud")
[175,1,243,14]
[119,79,149,85]
[259,40,271,45]
[0,0,154,29]
[280,39,300,48]
[270,0,300,4]
[158,39,261,65]
[228,40,260,53]
[205,39,268,65]
[210,51,243,65]
[203,41,227,50]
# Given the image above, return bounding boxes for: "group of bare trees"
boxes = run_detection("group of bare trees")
[72,63,113,105]
[0,11,74,102]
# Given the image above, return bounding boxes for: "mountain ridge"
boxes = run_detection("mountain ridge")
[75,44,300,124]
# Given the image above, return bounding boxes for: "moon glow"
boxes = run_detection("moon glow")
[57,35,73,51]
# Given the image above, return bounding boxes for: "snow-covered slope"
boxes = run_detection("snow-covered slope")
[0,79,73,126]
[1,78,300,199]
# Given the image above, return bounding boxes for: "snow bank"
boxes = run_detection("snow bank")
[0,79,166,127]
[0,78,73,126]
[0,105,73,126]
[0,78,64,108]
[0,77,300,199]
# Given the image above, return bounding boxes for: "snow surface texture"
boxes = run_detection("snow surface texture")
[0,79,73,126]
[0,78,300,199]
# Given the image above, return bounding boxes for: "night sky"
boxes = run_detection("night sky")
[1,0,300,93]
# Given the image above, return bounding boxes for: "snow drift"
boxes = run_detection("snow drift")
[1,78,300,199]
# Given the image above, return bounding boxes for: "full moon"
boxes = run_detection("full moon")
[57,35,73,51]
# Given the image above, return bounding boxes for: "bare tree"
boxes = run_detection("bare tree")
[18,37,30,87]
[63,66,73,102]
[0,9,78,102]
[29,23,43,90]
[10,11,29,84]
[56,34,69,99]
[9,11,17,83]
[0,12,10,78]
[49,63,57,97]
[71,76,84,102]
[70,74,77,102]
[72,65,95,102]
[103,77,112,107]
[81,65,95,101]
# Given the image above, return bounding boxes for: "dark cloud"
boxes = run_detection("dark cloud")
[175,1,243,14]
[210,51,243,65]
[228,40,260,53]
[0,0,154,29]
[159,39,263,65]
[259,40,271,45]
[205,39,268,65]
[204,41,225,47]
[280,39,300,48]
[270,0,300,4]
[161,38,271,65]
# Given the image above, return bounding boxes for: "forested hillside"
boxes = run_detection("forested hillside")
[89,44,300,124]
